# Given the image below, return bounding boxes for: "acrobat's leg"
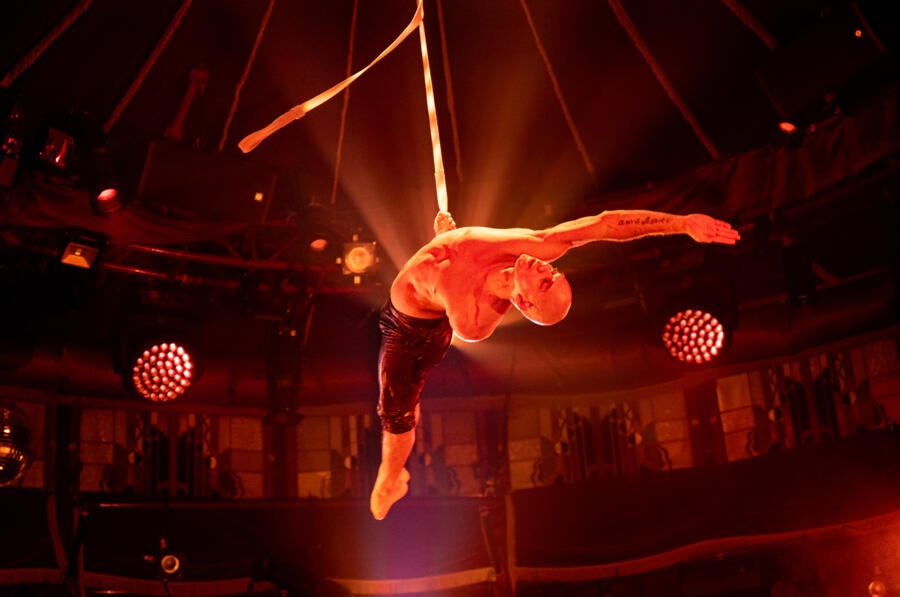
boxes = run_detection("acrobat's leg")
[370,404,419,520]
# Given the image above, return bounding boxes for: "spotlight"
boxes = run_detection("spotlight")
[778,121,797,134]
[38,128,74,169]
[130,341,194,402]
[160,553,181,575]
[341,241,377,276]
[60,239,100,269]
[661,308,728,364]
[92,182,123,214]
[0,404,31,487]
[309,237,328,252]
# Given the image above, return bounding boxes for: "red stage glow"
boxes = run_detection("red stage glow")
[131,342,193,402]
[309,238,328,251]
[662,309,725,363]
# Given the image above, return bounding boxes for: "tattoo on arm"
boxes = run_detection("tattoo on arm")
[617,216,671,226]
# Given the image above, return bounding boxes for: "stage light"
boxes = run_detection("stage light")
[130,342,194,402]
[38,127,75,170]
[341,241,377,275]
[0,404,31,487]
[661,308,727,364]
[92,183,123,214]
[778,121,797,134]
[309,237,328,251]
[160,553,181,575]
[60,241,99,269]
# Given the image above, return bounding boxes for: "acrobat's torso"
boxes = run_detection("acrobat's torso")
[390,227,514,341]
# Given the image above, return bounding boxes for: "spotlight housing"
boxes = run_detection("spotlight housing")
[130,341,195,402]
[92,182,124,214]
[341,242,377,275]
[60,240,100,269]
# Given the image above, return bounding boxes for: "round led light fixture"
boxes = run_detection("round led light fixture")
[662,309,725,364]
[131,342,194,402]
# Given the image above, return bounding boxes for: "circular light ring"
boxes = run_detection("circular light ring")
[345,246,374,273]
[131,342,194,402]
[662,309,725,364]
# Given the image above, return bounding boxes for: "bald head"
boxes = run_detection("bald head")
[511,255,572,325]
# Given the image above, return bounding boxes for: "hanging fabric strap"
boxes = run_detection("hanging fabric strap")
[218,0,278,152]
[239,0,424,154]
[417,5,448,213]
[1,0,96,87]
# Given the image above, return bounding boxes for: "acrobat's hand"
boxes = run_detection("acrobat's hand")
[434,211,457,236]
[684,214,741,245]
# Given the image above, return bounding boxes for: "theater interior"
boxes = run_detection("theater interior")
[1,1,899,595]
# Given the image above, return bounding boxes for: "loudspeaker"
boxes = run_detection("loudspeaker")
[137,140,277,223]
[756,4,883,119]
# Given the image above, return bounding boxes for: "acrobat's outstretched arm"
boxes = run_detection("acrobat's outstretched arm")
[539,209,740,248]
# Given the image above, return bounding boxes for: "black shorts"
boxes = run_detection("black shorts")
[377,300,453,434]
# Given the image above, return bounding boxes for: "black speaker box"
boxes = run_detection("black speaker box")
[137,139,277,223]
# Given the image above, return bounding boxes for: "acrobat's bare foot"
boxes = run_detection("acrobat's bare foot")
[370,468,410,520]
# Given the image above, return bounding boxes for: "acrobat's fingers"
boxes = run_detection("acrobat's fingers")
[713,220,741,244]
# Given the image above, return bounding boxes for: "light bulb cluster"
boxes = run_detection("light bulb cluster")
[662,309,724,364]
[131,342,193,402]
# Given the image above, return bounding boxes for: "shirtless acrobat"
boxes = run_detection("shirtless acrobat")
[370,209,740,519]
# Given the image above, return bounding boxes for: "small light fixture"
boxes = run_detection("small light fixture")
[61,241,99,269]
[341,241,377,275]
[160,553,181,575]
[309,237,328,252]
[92,183,124,214]
[778,121,797,134]
[253,191,264,202]
[39,128,74,170]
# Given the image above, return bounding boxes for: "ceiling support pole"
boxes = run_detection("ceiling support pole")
[519,0,598,184]
[0,0,96,87]
[103,0,195,134]
[328,0,359,206]
[218,0,278,153]
[718,0,778,50]
[607,0,721,159]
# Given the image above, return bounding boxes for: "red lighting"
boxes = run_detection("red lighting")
[131,342,194,402]
[97,188,118,202]
[662,309,725,364]
[778,121,797,134]
[94,185,123,214]
[854,29,863,38]
[309,238,328,251]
